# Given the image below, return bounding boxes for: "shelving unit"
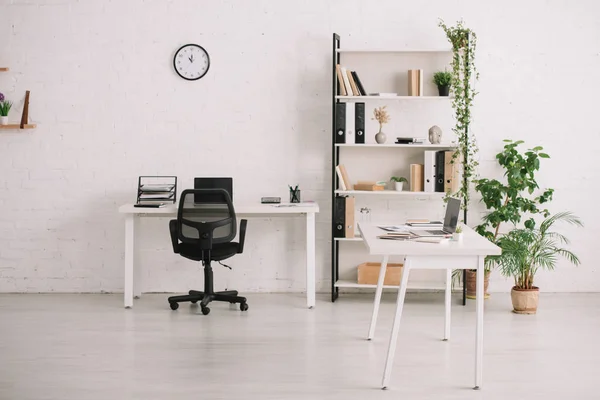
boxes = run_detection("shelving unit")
[331,33,461,302]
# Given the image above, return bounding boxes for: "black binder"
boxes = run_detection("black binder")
[435,151,445,192]
[355,102,365,144]
[335,103,346,144]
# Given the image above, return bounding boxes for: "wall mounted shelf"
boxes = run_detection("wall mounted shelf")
[0,68,9,72]
[336,95,451,101]
[0,124,36,130]
[336,49,452,54]
[335,143,457,149]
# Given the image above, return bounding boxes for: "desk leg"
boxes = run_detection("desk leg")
[306,212,316,309]
[444,268,452,341]
[474,256,484,389]
[124,214,135,309]
[381,259,411,389]
[367,255,389,340]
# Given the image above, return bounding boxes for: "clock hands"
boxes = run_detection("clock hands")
[188,54,194,63]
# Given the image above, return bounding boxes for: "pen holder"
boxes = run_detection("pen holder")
[290,189,301,203]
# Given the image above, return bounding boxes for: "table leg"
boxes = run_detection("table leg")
[306,212,316,309]
[367,255,389,340]
[474,256,484,389]
[124,214,135,309]
[133,223,141,299]
[444,268,452,341]
[381,259,411,389]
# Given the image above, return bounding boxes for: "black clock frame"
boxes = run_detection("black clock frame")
[173,43,210,81]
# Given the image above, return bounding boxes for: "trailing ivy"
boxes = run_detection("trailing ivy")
[438,19,478,211]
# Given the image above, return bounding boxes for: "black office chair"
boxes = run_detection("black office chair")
[167,188,248,315]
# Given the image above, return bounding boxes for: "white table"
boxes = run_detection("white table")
[358,223,501,390]
[118,202,320,309]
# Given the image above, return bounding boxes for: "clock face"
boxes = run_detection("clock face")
[173,44,210,81]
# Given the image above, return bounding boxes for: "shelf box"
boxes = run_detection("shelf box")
[358,262,403,286]
[0,124,36,130]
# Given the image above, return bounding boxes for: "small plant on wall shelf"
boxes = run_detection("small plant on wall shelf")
[438,19,479,212]
[372,106,390,144]
[0,92,12,125]
[433,70,453,96]
[390,176,407,191]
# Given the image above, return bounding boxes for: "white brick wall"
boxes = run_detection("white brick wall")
[1,0,599,293]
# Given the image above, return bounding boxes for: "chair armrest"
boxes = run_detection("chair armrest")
[237,219,248,253]
[169,219,180,253]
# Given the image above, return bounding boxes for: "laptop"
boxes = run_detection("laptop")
[410,197,461,237]
[194,177,233,204]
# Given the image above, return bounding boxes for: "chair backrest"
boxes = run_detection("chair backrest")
[177,189,237,250]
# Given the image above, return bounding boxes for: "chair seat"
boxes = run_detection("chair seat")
[178,242,239,262]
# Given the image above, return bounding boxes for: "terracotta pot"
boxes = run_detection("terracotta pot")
[511,286,539,314]
[465,270,490,299]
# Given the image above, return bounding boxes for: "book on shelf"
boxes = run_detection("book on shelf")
[336,64,368,96]
[351,71,367,95]
[410,163,424,192]
[407,69,424,96]
[337,164,352,190]
[340,66,353,96]
[335,165,347,190]
[335,65,347,96]
[396,137,426,144]
[346,69,360,96]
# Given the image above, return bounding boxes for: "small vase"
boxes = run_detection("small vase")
[452,232,463,242]
[0,116,8,126]
[375,131,387,144]
[438,85,450,96]
[394,181,404,191]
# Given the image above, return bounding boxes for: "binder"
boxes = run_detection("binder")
[355,102,365,144]
[409,164,424,192]
[335,103,345,144]
[435,151,445,192]
[345,102,355,144]
[333,196,355,238]
[424,150,436,192]
[444,151,460,194]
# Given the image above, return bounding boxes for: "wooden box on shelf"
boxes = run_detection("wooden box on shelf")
[353,181,385,191]
[358,262,403,285]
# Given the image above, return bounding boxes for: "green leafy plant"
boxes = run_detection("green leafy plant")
[454,224,463,234]
[433,71,452,87]
[0,100,12,117]
[438,19,478,210]
[490,212,582,289]
[475,140,554,250]
[390,176,407,183]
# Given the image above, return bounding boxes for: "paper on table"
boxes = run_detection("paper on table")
[378,225,411,232]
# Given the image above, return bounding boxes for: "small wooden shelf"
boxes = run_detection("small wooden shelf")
[0,68,9,72]
[336,95,451,101]
[335,190,445,197]
[0,124,37,130]
[335,143,456,149]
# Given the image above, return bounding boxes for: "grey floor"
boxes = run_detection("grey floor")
[0,292,598,400]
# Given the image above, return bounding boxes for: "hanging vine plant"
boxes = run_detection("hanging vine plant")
[438,19,479,212]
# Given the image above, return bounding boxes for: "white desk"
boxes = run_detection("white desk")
[118,203,320,309]
[358,223,501,390]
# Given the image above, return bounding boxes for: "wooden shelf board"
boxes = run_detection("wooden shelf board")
[336,49,452,54]
[0,68,9,72]
[336,95,451,101]
[335,143,457,149]
[334,236,363,242]
[0,124,37,130]
[335,190,445,197]
[335,279,446,290]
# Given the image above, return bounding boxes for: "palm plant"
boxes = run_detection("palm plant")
[491,211,582,289]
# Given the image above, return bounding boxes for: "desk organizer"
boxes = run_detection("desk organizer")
[136,176,177,205]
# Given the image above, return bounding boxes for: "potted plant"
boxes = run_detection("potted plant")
[433,71,452,96]
[491,212,582,314]
[390,176,407,191]
[452,224,463,241]
[372,106,390,144]
[0,92,11,125]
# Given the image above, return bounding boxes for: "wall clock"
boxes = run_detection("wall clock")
[173,44,210,81]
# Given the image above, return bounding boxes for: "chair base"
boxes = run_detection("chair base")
[167,261,248,314]
[168,290,248,314]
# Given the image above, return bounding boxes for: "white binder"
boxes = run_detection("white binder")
[424,150,436,192]
[345,102,355,144]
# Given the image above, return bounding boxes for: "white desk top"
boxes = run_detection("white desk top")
[358,223,501,256]
[119,202,319,215]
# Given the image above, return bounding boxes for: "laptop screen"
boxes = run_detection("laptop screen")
[443,197,461,233]
[194,177,233,204]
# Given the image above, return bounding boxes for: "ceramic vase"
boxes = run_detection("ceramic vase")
[394,181,404,191]
[375,131,387,144]
[0,116,8,125]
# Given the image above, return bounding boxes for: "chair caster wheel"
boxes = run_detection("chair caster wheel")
[240,303,249,312]
[169,302,179,311]
[191,300,198,304]
[201,306,210,315]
